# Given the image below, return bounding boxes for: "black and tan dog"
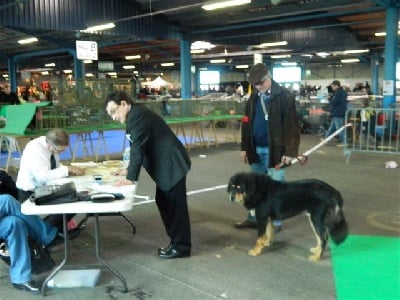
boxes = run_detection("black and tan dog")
[228,172,348,261]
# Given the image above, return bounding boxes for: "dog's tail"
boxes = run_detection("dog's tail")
[327,205,348,245]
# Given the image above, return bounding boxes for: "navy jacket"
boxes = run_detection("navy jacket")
[329,87,347,118]
[241,80,300,166]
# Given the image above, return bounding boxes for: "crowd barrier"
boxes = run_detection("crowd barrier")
[344,107,400,163]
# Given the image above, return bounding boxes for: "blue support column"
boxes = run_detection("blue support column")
[7,56,17,92]
[195,67,201,97]
[68,48,85,102]
[180,38,192,99]
[371,52,380,96]
[382,4,398,108]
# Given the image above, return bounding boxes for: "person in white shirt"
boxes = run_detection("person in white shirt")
[16,129,85,231]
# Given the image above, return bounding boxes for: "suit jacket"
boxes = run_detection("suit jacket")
[125,104,191,191]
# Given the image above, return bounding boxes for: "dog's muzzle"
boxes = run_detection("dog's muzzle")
[229,191,245,205]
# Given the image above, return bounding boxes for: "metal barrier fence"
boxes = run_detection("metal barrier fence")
[344,108,400,163]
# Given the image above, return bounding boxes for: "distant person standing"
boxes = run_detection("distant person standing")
[0,85,20,105]
[325,80,348,143]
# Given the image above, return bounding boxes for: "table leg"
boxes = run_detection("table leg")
[41,214,69,296]
[93,214,128,293]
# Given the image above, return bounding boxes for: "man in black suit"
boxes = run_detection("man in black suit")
[104,91,191,259]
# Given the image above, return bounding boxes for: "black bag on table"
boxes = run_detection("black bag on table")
[30,182,78,205]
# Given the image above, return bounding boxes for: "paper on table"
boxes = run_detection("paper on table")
[89,183,136,195]
[70,161,99,167]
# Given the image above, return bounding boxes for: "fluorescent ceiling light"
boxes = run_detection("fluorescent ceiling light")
[63,69,72,74]
[343,49,369,54]
[316,52,330,57]
[341,58,360,63]
[107,72,117,76]
[18,37,38,45]
[235,65,249,69]
[123,65,136,69]
[2,74,8,78]
[271,54,291,59]
[161,62,175,67]
[202,0,251,11]
[281,62,297,66]
[125,55,141,60]
[210,59,226,63]
[190,49,206,54]
[375,31,400,36]
[45,63,55,67]
[41,71,49,75]
[257,41,288,48]
[191,41,215,50]
[81,23,115,33]
[83,60,93,64]
[85,73,94,77]
[301,54,313,58]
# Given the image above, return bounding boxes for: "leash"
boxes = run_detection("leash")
[275,123,352,169]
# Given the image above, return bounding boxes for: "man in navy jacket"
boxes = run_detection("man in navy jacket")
[326,80,348,143]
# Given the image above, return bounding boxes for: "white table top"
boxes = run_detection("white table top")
[21,197,134,215]
[21,162,136,215]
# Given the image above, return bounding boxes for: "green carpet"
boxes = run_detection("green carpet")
[331,235,400,300]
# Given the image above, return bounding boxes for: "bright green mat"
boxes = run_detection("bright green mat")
[331,235,400,300]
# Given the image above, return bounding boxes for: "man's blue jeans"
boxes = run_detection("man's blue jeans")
[326,117,345,142]
[0,194,57,283]
[247,146,285,226]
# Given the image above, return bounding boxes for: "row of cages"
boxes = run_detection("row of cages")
[36,99,246,130]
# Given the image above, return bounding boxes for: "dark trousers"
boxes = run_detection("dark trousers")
[17,189,74,232]
[155,176,191,253]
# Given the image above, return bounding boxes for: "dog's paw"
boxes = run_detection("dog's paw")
[308,254,321,262]
[248,248,261,256]
[263,239,273,247]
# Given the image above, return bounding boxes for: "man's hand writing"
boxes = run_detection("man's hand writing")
[68,166,85,176]
[111,168,128,176]
[113,178,136,186]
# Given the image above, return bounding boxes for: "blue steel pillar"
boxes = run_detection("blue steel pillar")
[7,56,17,92]
[382,4,398,108]
[371,52,380,96]
[180,38,192,99]
[68,48,85,102]
[195,67,201,97]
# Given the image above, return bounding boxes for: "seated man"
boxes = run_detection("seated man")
[0,171,60,293]
[0,194,58,293]
[16,128,85,231]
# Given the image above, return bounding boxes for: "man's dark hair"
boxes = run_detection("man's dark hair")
[104,91,134,108]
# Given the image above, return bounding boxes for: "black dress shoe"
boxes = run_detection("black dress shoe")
[158,244,173,256]
[234,220,257,229]
[13,281,40,293]
[158,247,190,259]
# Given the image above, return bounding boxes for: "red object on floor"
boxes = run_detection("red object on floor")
[67,219,77,230]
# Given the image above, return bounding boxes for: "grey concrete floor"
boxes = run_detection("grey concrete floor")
[1,132,399,300]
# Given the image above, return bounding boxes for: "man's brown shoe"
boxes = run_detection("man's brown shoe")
[234,220,257,229]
